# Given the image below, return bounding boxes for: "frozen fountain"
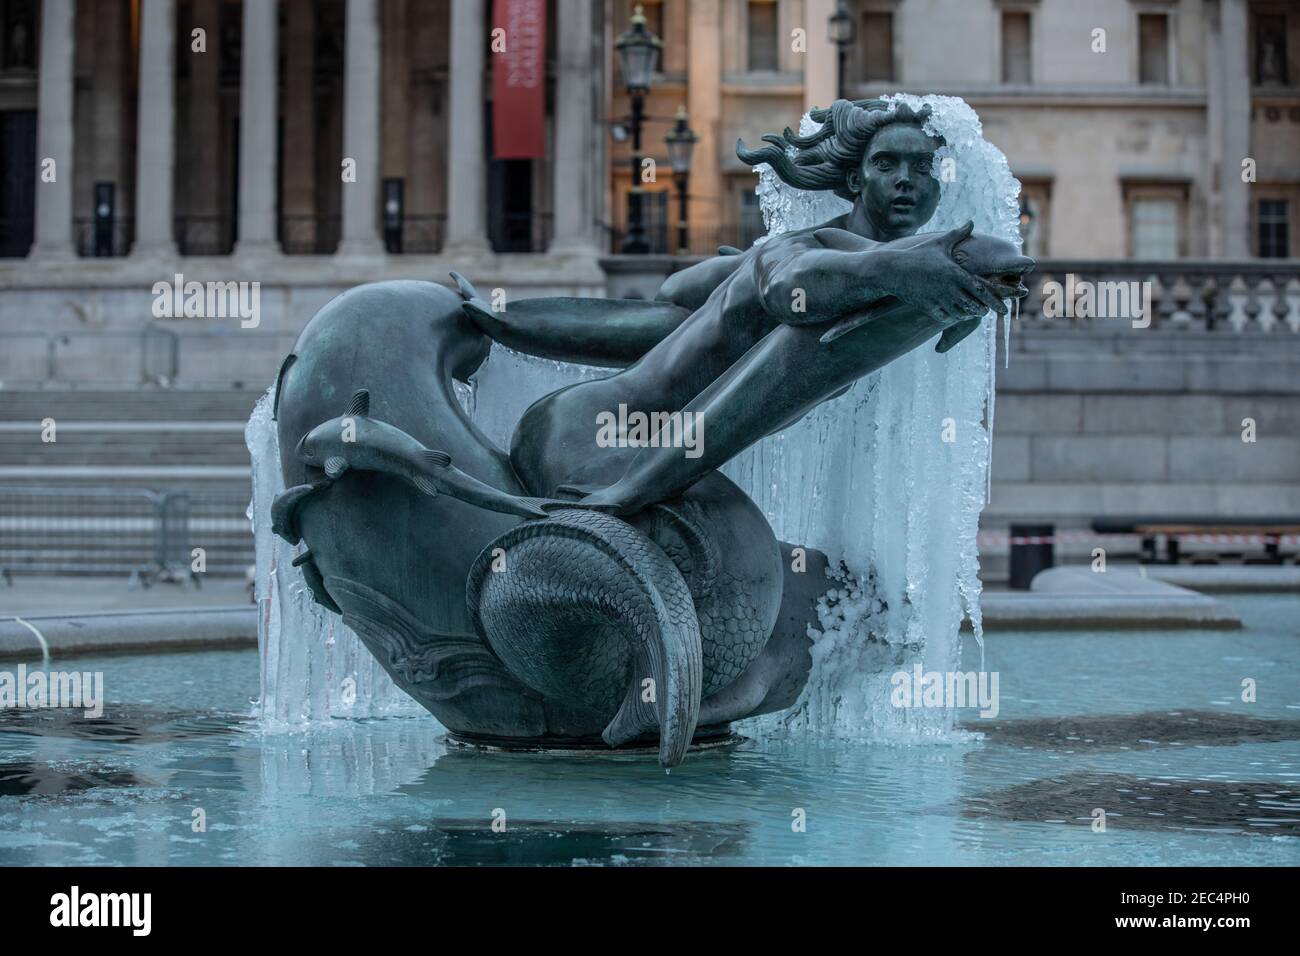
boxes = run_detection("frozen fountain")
[247,95,1028,755]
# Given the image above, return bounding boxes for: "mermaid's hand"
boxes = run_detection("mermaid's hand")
[880,221,1007,325]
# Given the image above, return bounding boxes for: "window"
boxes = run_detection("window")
[1258,199,1290,258]
[640,0,664,43]
[1001,11,1031,84]
[860,11,895,82]
[747,1,779,73]
[1138,13,1169,85]
[1131,197,1180,259]
[1,0,37,71]
[740,189,766,248]
[1254,14,1288,86]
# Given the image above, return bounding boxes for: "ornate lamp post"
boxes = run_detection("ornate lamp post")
[615,5,663,254]
[664,106,698,256]
[828,1,856,101]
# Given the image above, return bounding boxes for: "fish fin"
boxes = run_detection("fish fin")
[421,448,451,468]
[515,497,559,519]
[717,245,743,256]
[348,388,370,417]
[411,475,440,497]
[820,312,874,344]
[272,353,297,422]
[324,456,349,478]
[813,227,874,252]
[552,485,624,514]
[449,271,482,303]
[270,482,319,545]
[936,317,983,353]
[294,551,341,614]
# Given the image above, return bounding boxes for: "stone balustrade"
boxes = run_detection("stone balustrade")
[1018,259,1300,333]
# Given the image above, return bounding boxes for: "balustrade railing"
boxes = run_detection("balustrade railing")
[1017,260,1300,333]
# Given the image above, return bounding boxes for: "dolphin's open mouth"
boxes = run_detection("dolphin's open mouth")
[981,261,1034,299]
[986,273,1030,297]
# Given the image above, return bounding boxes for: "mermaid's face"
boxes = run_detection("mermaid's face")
[848,123,942,241]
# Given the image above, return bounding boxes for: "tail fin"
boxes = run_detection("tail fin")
[467,509,702,767]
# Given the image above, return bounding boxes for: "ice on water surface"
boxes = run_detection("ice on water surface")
[249,94,1021,739]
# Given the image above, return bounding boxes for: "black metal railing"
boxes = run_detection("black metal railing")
[279,214,341,255]
[602,219,768,256]
[384,214,446,254]
[175,215,235,256]
[490,211,553,253]
[74,216,134,257]
[0,486,253,580]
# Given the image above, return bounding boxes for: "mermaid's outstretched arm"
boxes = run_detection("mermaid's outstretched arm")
[450,272,691,369]
[568,227,1030,514]
[653,247,748,313]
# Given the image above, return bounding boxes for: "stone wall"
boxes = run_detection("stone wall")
[988,327,1300,533]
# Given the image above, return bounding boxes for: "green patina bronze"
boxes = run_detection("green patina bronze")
[272,99,1033,766]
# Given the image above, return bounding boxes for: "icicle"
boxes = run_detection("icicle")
[1006,296,1016,369]
[250,94,1021,743]
[736,93,1019,739]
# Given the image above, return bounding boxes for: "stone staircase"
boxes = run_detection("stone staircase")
[0,388,262,577]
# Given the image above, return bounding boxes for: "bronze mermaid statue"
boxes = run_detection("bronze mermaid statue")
[271,100,1033,766]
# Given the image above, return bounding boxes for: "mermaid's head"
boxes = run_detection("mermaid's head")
[737,99,944,240]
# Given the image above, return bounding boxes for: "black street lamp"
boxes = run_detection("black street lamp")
[828,0,856,101]
[615,4,663,254]
[665,106,698,256]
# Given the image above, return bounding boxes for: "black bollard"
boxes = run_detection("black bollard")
[1009,523,1054,590]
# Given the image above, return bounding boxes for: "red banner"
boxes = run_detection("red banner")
[491,0,547,159]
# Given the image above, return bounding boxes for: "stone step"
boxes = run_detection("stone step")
[0,389,262,422]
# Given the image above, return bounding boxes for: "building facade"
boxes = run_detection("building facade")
[610,0,1299,261]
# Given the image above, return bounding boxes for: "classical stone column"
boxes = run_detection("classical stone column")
[1218,0,1251,258]
[30,0,75,259]
[443,0,489,256]
[133,0,177,258]
[337,0,384,256]
[549,0,598,254]
[234,0,280,255]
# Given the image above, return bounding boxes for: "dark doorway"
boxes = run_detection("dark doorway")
[485,100,543,252]
[0,109,35,256]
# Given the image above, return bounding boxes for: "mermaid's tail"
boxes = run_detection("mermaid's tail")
[466,508,702,767]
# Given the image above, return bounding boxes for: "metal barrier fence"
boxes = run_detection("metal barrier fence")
[0,486,253,582]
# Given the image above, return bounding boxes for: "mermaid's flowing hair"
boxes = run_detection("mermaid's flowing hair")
[736,98,944,203]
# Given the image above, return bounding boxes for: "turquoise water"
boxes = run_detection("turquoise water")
[1,595,1297,866]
